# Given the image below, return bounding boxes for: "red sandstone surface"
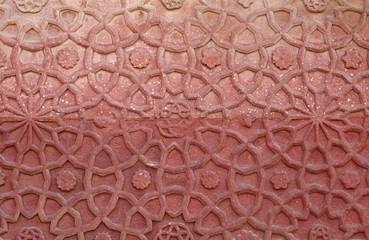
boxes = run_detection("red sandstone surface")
[0,0,369,239]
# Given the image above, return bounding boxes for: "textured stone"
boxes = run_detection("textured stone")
[0,0,368,239]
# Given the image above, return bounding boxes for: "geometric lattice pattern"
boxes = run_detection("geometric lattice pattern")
[0,0,368,239]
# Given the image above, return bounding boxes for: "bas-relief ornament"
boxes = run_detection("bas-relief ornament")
[56,47,79,69]
[160,0,184,10]
[94,232,112,240]
[272,47,293,70]
[132,170,151,190]
[12,0,48,13]
[342,49,363,69]
[341,170,360,189]
[129,47,151,69]
[0,0,368,239]
[201,47,222,69]
[201,170,220,189]
[270,170,290,190]
[303,0,329,13]
[238,0,255,8]
[16,227,45,240]
[56,170,77,191]
[154,222,194,240]
[309,224,330,240]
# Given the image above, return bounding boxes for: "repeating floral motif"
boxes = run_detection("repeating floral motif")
[131,170,151,190]
[272,47,293,70]
[56,170,77,191]
[56,47,80,69]
[342,49,363,69]
[270,170,290,190]
[0,0,368,239]
[16,227,45,240]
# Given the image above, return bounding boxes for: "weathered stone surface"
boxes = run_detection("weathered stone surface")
[0,0,368,239]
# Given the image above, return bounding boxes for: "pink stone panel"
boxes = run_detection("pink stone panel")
[0,0,369,239]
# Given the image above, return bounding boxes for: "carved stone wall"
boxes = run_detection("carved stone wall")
[0,0,368,239]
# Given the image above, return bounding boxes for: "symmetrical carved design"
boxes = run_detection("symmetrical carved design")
[56,47,79,69]
[16,227,45,240]
[201,170,220,189]
[56,170,77,191]
[303,0,329,13]
[309,224,330,240]
[238,0,255,8]
[201,47,222,69]
[342,49,363,69]
[160,0,184,10]
[129,48,151,69]
[270,170,290,190]
[0,0,368,239]
[154,222,194,240]
[12,0,48,13]
[272,47,293,70]
[132,170,151,190]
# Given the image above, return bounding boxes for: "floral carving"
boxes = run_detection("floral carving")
[154,222,194,240]
[237,230,258,240]
[57,47,79,69]
[309,224,330,240]
[160,0,184,9]
[132,170,151,190]
[93,116,114,128]
[303,0,329,13]
[94,232,111,240]
[16,227,45,240]
[238,0,255,8]
[130,48,151,69]
[342,49,363,69]
[341,170,361,189]
[201,47,222,69]
[201,170,220,189]
[271,170,290,189]
[12,0,48,13]
[160,99,191,118]
[0,49,6,68]
[0,170,6,185]
[157,120,189,138]
[272,47,293,70]
[56,170,77,191]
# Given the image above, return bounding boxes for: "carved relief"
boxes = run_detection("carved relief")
[56,170,77,191]
[309,224,330,240]
[56,47,79,69]
[303,0,329,13]
[272,47,293,70]
[160,0,184,10]
[341,170,360,189]
[238,0,255,8]
[201,170,220,189]
[94,232,112,240]
[16,227,45,240]
[342,49,363,69]
[129,47,151,69]
[0,0,368,239]
[12,0,48,13]
[270,170,290,190]
[201,47,222,69]
[132,170,151,190]
[154,223,194,240]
